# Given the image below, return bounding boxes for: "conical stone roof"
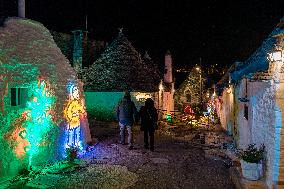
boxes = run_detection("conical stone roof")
[84,31,160,92]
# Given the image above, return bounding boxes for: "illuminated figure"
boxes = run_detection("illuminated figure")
[64,85,85,148]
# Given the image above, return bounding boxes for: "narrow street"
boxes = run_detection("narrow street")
[4,121,236,189]
[55,121,235,189]
[1,2,284,188]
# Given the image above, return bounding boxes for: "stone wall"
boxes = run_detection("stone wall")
[163,91,174,115]
[276,80,284,187]
[249,80,276,188]
[235,69,283,188]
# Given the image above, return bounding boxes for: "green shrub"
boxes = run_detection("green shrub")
[239,144,265,163]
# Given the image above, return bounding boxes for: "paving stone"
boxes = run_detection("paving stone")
[8,121,236,189]
[150,158,170,164]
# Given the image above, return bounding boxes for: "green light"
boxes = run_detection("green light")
[166,114,172,122]
[25,79,56,167]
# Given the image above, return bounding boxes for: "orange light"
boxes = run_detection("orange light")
[226,87,231,94]
[64,99,85,129]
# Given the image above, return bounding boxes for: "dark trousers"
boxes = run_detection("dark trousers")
[144,129,154,149]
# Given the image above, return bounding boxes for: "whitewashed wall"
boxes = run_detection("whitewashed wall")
[235,79,251,148]
[218,87,234,135]
[249,80,277,188]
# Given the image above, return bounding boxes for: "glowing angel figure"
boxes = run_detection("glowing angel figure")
[64,85,85,148]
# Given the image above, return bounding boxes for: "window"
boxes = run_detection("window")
[164,69,168,74]
[186,93,191,103]
[11,88,28,107]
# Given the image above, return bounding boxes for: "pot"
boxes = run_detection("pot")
[240,159,263,180]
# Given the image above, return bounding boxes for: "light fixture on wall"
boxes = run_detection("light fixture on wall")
[268,46,283,83]
[268,49,283,62]
[135,92,151,102]
[159,83,164,91]
[226,87,232,94]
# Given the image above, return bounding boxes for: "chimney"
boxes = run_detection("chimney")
[164,50,173,83]
[18,0,25,18]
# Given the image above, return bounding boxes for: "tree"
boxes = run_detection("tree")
[175,67,205,110]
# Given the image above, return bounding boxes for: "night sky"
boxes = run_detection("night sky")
[1,0,284,69]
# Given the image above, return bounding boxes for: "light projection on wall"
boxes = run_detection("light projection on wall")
[5,78,55,164]
[5,78,55,167]
[5,113,30,158]
[25,79,55,166]
[64,83,85,150]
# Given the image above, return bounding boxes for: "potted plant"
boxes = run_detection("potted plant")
[66,146,79,162]
[239,144,265,180]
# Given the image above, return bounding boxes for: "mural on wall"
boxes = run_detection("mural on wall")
[64,83,86,150]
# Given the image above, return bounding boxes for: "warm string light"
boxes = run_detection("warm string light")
[135,92,151,102]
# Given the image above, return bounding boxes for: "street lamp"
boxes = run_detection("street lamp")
[158,81,164,114]
[196,66,202,104]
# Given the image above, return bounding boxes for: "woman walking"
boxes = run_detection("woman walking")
[138,98,158,151]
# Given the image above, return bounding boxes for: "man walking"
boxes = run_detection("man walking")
[116,91,137,149]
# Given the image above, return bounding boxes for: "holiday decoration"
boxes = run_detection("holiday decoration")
[175,66,205,111]
[207,98,219,124]
[0,18,91,179]
[64,83,86,149]
[24,79,56,166]
[135,92,152,102]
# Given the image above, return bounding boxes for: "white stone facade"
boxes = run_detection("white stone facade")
[217,29,284,188]
[217,86,234,135]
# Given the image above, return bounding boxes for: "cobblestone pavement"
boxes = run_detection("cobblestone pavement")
[4,122,235,189]
[85,121,235,189]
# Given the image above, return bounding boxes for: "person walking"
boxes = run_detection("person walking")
[138,98,158,151]
[116,91,137,150]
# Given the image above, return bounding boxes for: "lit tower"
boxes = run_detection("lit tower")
[164,50,173,83]
[163,50,175,115]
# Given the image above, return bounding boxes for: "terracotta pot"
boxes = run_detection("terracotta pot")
[240,159,263,180]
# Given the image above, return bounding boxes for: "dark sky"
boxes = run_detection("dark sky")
[1,0,284,69]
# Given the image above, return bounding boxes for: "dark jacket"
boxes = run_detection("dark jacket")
[139,101,158,131]
[116,97,137,126]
